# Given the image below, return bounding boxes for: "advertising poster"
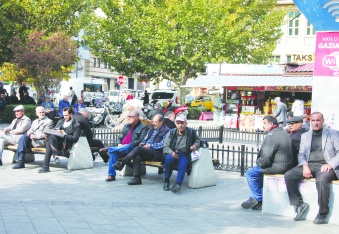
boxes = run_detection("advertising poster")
[314,32,339,77]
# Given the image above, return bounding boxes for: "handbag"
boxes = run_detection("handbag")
[191,150,200,162]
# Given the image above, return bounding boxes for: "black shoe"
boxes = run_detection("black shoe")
[113,162,124,171]
[105,176,116,182]
[38,166,50,173]
[0,159,2,166]
[241,197,258,209]
[163,182,170,191]
[12,161,25,169]
[252,202,262,210]
[101,153,109,163]
[127,177,142,185]
[158,168,164,174]
[294,203,309,221]
[171,183,181,193]
[313,213,327,224]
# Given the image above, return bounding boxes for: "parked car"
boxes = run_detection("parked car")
[150,89,179,107]
[189,95,215,111]
[108,89,121,103]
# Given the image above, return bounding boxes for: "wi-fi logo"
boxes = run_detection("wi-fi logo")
[324,0,339,22]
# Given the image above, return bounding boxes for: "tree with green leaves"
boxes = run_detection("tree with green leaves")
[85,0,286,89]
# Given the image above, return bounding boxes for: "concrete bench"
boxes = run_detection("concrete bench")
[4,136,94,170]
[262,174,339,225]
[120,147,216,189]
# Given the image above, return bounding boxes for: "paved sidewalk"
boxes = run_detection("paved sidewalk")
[0,153,338,233]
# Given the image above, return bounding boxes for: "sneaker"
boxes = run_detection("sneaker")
[313,213,327,224]
[171,183,181,193]
[241,197,258,209]
[252,202,262,210]
[54,157,60,165]
[92,152,99,161]
[294,203,309,221]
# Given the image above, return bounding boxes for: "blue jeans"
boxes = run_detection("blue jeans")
[164,152,189,185]
[14,135,33,161]
[108,144,134,176]
[245,165,263,202]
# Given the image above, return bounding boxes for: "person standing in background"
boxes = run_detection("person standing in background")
[273,97,288,127]
[143,90,150,105]
[292,98,305,117]
[19,82,28,101]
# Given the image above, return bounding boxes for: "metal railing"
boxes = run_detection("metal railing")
[210,144,259,175]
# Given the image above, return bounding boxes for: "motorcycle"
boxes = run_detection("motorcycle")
[89,102,122,128]
[162,100,189,117]
[142,99,158,118]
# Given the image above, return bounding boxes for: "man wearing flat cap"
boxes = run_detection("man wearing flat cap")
[287,116,308,167]
[162,115,201,193]
[41,95,56,120]
[0,105,32,165]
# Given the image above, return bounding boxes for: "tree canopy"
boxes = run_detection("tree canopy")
[9,31,77,97]
[85,0,286,86]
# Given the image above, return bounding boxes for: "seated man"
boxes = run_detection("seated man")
[41,95,56,120]
[73,97,86,114]
[100,110,148,182]
[38,107,81,173]
[164,111,176,129]
[0,105,32,166]
[147,102,163,120]
[287,116,308,167]
[73,108,109,163]
[12,106,54,169]
[163,115,201,193]
[114,114,170,185]
[20,91,36,105]
[285,112,339,224]
[241,115,293,211]
[58,95,70,118]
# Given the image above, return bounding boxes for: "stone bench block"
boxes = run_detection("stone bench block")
[120,164,146,177]
[67,137,93,170]
[5,150,35,163]
[189,147,216,189]
[262,174,339,225]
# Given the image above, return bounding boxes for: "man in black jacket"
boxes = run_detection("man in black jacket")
[73,108,109,163]
[100,110,148,182]
[287,116,308,166]
[163,115,201,193]
[38,107,81,173]
[164,111,176,129]
[114,114,170,185]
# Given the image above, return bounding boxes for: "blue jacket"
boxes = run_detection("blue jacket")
[58,100,70,117]
[73,103,86,114]
[41,101,55,112]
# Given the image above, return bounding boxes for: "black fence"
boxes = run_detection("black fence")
[210,144,259,175]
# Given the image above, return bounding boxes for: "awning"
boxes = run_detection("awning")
[184,75,313,87]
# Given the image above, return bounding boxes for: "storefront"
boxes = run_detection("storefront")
[185,64,313,130]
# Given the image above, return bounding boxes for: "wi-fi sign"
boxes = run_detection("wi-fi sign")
[324,0,339,22]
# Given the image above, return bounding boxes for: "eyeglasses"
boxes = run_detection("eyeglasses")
[127,116,136,118]
[289,122,300,125]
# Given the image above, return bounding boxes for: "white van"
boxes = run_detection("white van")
[108,90,121,103]
[55,78,108,105]
[151,89,179,107]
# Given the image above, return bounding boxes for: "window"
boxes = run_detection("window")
[93,58,96,67]
[104,62,108,69]
[288,11,300,36]
[306,21,316,36]
[270,56,281,63]
[98,59,100,68]
[286,55,292,63]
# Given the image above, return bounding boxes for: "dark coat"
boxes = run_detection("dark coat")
[290,128,308,166]
[118,120,148,146]
[72,112,93,141]
[164,118,176,129]
[54,118,81,147]
[256,127,293,174]
[142,123,170,161]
